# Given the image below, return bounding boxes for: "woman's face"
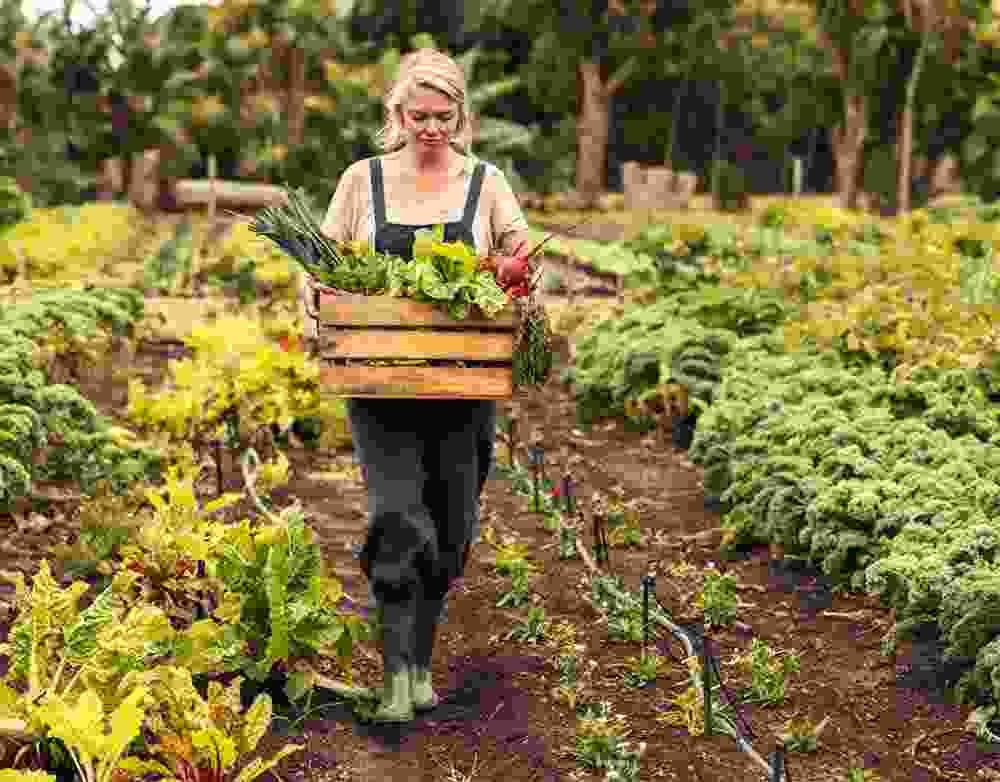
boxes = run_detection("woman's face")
[400,85,460,149]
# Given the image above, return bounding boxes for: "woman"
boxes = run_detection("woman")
[313,47,535,723]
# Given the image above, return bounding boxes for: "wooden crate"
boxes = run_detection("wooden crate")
[306,283,518,400]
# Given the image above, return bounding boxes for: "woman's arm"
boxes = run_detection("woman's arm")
[320,161,361,242]
[489,167,535,272]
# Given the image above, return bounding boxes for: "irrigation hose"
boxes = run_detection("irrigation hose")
[573,526,777,779]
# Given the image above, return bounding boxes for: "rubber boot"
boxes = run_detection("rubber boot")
[372,664,413,723]
[410,591,445,711]
[371,593,416,723]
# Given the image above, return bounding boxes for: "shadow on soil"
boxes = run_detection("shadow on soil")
[250,653,560,770]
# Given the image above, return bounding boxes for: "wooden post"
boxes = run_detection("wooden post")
[792,157,803,196]
[187,154,216,295]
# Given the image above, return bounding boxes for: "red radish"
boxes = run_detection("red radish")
[483,219,593,291]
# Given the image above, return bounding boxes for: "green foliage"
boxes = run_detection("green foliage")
[732,638,800,705]
[504,604,549,644]
[214,507,365,684]
[712,161,750,212]
[699,568,737,628]
[0,288,159,508]
[0,176,32,231]
[143,220,194,293]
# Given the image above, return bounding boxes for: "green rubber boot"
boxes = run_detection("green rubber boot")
[409,664,440,711]
[372,665,414,723]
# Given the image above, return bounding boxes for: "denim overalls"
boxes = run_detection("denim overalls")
[348,156,496,675]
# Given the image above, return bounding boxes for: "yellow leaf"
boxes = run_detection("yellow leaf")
[203,492,244,515]
[192,725,237,770]
[254,524,286,547]
[212,592,244,625]
[117,758,174,776]
[100,686,151,777]
[241,693,273,753]
[36,690,104,770]
[234,744,304,782]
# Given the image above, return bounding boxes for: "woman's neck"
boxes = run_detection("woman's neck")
[400,143,462,175]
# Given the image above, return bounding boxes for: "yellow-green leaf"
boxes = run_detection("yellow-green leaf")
[116,757,174,776]
[100,686,150,777]
[241,693,272,753]
[35,690,103,772]
[203,492,244,515]
[192,725,237,770]
[233,744,303,782]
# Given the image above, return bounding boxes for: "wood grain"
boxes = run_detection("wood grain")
[320,365,513,399]
[318,291,517,329]
[318,329,514,360]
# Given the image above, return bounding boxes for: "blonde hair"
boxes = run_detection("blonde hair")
[374,48,471,154]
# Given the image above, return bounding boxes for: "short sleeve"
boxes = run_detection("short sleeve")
[488,167,529,252]
[320,161,363,243]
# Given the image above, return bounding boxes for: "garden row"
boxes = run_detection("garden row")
[558,195,1000,725]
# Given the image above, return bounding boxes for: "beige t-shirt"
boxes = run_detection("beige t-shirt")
[318,151,529,255]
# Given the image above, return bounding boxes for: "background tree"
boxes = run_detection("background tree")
[468,0,735,205]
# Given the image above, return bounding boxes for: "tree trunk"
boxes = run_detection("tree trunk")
[896,103,915,214]
[287,46,306,147]
[0,63,15,133]
[820,32,868,210]
[576,61,610,204]
[831,91,867,210]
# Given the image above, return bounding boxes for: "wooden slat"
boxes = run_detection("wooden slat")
[318,291,517,329]
[318,329,514,360]
[174,179,288,209]
[320,365,512,399]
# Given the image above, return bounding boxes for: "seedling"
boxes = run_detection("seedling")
[621,652,665,688]
[505,604,549,643]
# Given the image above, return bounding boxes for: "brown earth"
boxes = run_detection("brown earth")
[3,226,1000,782]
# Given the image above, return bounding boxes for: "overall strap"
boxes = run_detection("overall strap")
[459,161,487,234]
[370,157,387,229]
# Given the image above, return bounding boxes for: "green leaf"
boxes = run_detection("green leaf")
[264,539,291,667]
[284,671,313,703]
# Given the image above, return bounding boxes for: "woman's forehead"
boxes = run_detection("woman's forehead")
[404,86,456,112]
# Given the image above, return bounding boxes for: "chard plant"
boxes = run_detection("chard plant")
[31,685,151,782]
[606,604,646,644]
[776,715,830,753]
[695,567,738,628]
[620,652,665,689]
[496,563,534,609]
[656,653,739,739]
[210,449,370,692]
[115,666,302,782]
[846,769,883,782]
[728,638,800,706]
[550,654,599,712]
[504,604,549,644]
[489,537,538,609]
[558,524,580,559]
[568,701,646,781]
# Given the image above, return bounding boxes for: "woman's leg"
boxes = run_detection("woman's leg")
[410,400,496,706]
[348,399,441,721]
